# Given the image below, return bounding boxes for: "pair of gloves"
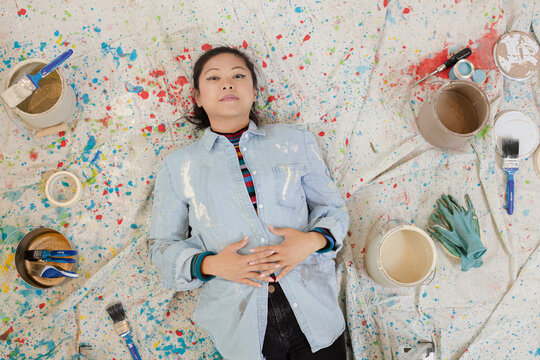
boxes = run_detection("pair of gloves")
[427,194,487,271]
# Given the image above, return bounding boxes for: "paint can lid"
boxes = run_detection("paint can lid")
[493,110,539,159]
[493,31,540,80]
[472,69,486,84]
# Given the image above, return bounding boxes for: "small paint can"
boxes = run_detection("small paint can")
[493,110,539,160]
[14,227,77,289]
[449,59,474,80]
[365,219,437,287]
[493,31,540,81]
[471,69,487,85]
[2,59,76,129]
[416,80,490,148]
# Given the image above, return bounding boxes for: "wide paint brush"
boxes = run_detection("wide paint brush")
[106,302,142,360]
[501,137,519,215]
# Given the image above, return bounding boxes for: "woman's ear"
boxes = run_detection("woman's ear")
[194,89,201,107]
[253,88,258,101]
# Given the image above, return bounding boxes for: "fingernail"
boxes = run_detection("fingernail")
[260,274,267,278]
[248,262,254,266]
[269,250,275,255]
[249,249,254,252]
[274,264,280,268]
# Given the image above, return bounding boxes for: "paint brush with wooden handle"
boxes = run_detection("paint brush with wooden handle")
[413,47,472,86]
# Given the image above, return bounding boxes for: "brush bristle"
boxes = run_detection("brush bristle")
[501,138,519,158]
[106,302,127,323]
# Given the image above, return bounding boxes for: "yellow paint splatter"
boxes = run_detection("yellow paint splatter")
[2,282,8,293]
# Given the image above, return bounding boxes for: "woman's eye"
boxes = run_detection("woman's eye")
[233,74,247,79]
[206,76,219,81]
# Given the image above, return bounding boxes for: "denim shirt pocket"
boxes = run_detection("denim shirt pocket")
[273,164,307,209]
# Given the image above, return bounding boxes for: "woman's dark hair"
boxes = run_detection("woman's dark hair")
[186,46,260,130]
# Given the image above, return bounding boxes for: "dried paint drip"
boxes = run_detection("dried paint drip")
[494,31,540,80]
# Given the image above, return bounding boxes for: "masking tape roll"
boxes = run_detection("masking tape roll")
[45,170,82,207]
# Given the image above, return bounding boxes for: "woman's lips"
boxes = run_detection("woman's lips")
[220,95,239,101]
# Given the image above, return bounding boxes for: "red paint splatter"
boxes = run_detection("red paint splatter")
[296,112,300,118]
[175,76,189,86]
[383,0,388,7]
[176,330,183,336]
[106,105,111,111]
[150,69,165,77]
[0,327,13,341]
[276,34,282,40]
[39,303,45,309]
[303,34,311,42]
[318,131,325,136]
[201,43,212,51]
[96,215,102,220]
[403,7,410,14]
[118,219,123,225]
[299,65,304,70]
[360,248,366,254]
[242,40,248,49]
[346,192,351,198]
[29,151,38,161]
[393,183,397,188]
[98,114,112,127]
[57,161,63,168]
[267,96,275,102]
[139,90,149,100]
[60,140,67,147]
[58,131,65,137]
[262,61,267,68]
[150,114,155,119]
[17,8,26,16]
[157,124,166,132]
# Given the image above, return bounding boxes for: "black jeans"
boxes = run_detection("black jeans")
[262,282,346,360]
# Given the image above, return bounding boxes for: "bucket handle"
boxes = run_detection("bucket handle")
[423,267,437,286]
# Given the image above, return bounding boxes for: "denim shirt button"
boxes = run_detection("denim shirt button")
[293,302,298,308]
[242,147,247,151]
[261,238,266,243]
[258,204,263,209]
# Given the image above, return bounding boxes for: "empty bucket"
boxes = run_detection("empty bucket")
[365,219,436,287]
[416,80,489,148]
[2,59,76,129]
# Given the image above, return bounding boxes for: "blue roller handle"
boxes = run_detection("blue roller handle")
[45,249,78,257]
[125,334,142,360]
[26,49,74,89]
[506,172,514,215]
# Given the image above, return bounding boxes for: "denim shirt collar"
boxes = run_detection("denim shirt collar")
[201,120,266,151]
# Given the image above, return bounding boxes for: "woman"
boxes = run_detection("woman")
[149,46,350,360]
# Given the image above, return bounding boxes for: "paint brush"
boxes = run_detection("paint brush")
[413,47,472,86]
[501,137,519,215]
[1,49,73,108]
[106,302,142,360]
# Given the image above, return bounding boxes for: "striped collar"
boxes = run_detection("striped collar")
[201,120,266,151]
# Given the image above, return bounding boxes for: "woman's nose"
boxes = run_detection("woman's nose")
[221,79,234,90]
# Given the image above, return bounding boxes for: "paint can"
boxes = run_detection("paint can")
[416,80,489,148]
[365,219,437,287]
[534,147,540,181]
[14,227,77,289]
[493,110,539,160]
[448,59,474,80]
[493,31,540,81]
[2,59,76,129]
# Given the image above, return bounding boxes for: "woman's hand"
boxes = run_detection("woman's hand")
[200,236,281,288]
[249,225,327,282]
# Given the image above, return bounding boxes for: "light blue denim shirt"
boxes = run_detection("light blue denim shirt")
[149,121,350,360]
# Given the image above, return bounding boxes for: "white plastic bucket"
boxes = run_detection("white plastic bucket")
[2,59,76,129]
[365,219,436,287]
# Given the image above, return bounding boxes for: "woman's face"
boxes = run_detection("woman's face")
[194,53,257,131]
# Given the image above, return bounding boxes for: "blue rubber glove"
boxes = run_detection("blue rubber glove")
[427,194,487,271]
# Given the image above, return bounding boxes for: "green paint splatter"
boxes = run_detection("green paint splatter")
[476,124,491,140]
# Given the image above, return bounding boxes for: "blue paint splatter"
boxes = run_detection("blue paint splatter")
[81,93,90,104]
[3,190,23,202]
[523,209,530,216]
[84,136,96,152]
[295,7,303,13]
[40,42,47,51]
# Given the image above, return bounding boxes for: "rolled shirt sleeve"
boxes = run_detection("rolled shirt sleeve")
[302,131,350,257]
